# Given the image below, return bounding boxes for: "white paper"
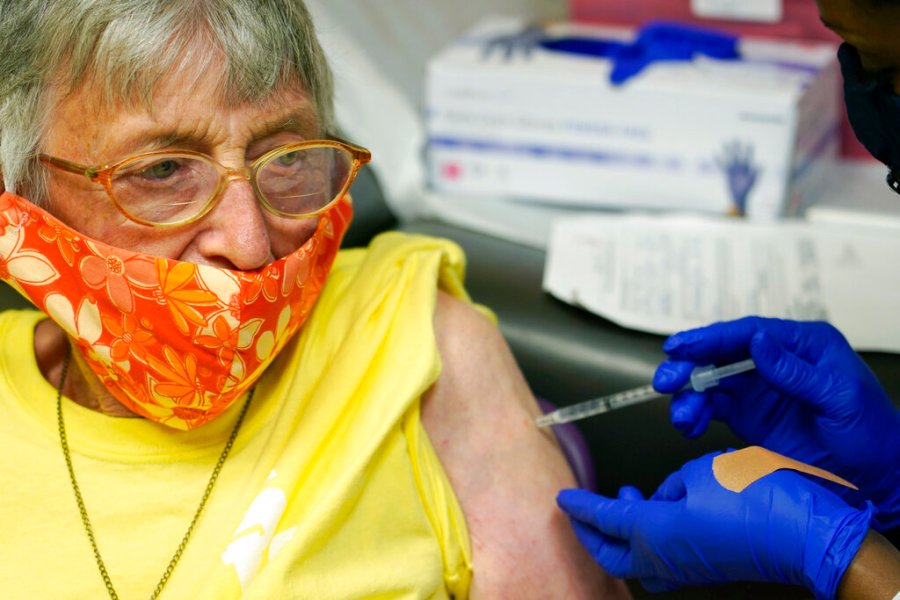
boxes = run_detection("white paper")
[543,213,900,353]
[691,0,783,23]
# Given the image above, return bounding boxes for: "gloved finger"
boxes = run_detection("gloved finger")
[650,468,687,501]
[706,386,744,425]
[654,360,694,394]
[684,399,714,439]
[670,390,709,435]
[617,485,645,501]
[750,330,836,412]
[557,489,638,540]
[569,519,636,579]
[608,40,653,85]
[663,317,767,362]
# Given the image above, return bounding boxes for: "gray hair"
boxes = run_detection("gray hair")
[0,0,334,201]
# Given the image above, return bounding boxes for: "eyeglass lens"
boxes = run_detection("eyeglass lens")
[111,146,353,225]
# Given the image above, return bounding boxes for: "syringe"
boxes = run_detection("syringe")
[535,358,756,428]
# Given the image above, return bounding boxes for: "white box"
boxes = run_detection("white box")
[425,18,840,220]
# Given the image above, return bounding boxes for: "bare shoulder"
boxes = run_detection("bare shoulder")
[421,291,629,599]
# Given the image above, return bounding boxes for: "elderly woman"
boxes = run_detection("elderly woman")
[0,1,629,598]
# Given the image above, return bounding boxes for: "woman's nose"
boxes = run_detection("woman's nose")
[197,178,273,270]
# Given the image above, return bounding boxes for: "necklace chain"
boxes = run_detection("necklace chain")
[56,349,254,600]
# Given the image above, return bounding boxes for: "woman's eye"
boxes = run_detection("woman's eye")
[143,160,178,179]
[276,151,301,166]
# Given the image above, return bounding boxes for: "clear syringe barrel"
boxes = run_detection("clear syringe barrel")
[535,384,663,427]
[535,358,757,428]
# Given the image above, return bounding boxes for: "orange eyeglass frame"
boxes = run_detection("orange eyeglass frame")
[39,139,372,227]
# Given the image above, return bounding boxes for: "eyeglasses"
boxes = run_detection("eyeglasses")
[39,139,371,227]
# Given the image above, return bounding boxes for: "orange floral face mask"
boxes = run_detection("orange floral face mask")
[0,191,351,430]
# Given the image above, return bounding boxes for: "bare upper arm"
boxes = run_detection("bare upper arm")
[421,291,630,599]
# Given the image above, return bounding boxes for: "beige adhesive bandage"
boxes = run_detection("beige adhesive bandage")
[712,446,858,493]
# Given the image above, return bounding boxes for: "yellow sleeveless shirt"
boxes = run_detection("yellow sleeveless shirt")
[0,232,473,599]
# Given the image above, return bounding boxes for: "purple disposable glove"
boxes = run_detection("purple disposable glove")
[557,452,875,599]
[654,317,900,530]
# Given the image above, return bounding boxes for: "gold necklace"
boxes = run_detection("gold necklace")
[56,349,254,599]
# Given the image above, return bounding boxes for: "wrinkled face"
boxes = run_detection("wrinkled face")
[817,0,900,92]
[42,60,322,270]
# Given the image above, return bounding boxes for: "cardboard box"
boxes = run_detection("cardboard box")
[425,18,840,219]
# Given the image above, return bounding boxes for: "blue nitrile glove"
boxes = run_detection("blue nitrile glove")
[557,452,875,599]
[541,21,739,85]
[653,317,900,531]
[605,21,739,85]
[483,21,738,85]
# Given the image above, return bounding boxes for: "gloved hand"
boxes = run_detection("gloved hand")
[654,317,900,530]
[557,452,875,599]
